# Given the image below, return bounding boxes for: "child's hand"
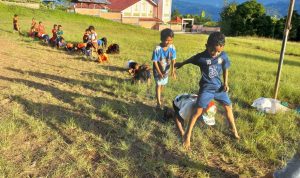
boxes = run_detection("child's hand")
[223,84,230,92]
[158,72,164,79]
[172,72,176,80]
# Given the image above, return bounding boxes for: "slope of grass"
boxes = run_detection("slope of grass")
[0,3,299,177]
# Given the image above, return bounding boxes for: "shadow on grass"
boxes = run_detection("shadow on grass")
[0,70,239,177]
[5,67,128,98]
[97,65,127,72]
[10,94,238,178]
[231,51,300,67]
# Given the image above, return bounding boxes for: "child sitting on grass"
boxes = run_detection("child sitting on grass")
[126,60,151,85]
[88,26,98,49]
[37,21,49,43]
[97,49,109,63]
[97,37,107,49]
[83,29,90,43]
[56,25,64,48]
[175,32,240,149]
[133,64,151,85]
[50,24,58,46]
[152,28,176,109]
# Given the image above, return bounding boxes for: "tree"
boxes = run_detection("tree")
[171,9,181,19]
[253,14,274,37]
[219,2,237,35]
[289,10,300,41]
[231,0,265,36]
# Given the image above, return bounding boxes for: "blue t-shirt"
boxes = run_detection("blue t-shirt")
[152,44,176,78]
[97,39,103,46]
[186,50,230,92]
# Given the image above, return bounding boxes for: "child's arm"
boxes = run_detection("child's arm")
[175,56,195,69]
[223,69,229,92]
[153,61,164,79]
[174,116,184,137]
[171,59,176,79]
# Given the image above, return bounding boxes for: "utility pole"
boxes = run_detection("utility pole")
[274,0,295,99]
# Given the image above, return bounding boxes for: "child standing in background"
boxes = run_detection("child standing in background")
[152,28,176,109]
[13,14,22,34]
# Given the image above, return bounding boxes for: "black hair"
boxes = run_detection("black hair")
[160,28,174,42]
[101,37,107,48]
[58,25,62,28]
[39,21,42,24]
[14,14,18,17]
[53,24,57,27]
[97,48,104,55]
[207,32,225,47]
[89,25,95,31]
[85,28,91,32]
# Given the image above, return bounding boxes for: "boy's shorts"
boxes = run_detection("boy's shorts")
[154,77,168,86]
[196,91,231,108]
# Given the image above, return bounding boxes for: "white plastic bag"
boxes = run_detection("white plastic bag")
[251,97,290,114]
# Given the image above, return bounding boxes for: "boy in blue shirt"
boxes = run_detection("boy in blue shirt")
[176,32,240,149]
[152,28,176,109]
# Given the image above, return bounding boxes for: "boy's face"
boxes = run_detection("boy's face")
[206,44,224,58]
[162,37,173,47]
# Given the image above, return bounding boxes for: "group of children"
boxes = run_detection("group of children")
[13,14,239,149]
[28,18,50,43]
[151,28,240,149]
[13,15,120,64]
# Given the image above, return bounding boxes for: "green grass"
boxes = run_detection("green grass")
[0,3,300,177]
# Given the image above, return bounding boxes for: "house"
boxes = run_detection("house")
[70,0,111,15]
[107,0,173,29]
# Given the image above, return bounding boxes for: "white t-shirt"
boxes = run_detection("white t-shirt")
[174,94,198,121]
[89,32,98,43]
[174,94,216,125]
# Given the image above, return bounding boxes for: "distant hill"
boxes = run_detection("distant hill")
[172,0,300,21]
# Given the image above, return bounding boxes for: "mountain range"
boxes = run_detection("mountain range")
[172,0,300,21]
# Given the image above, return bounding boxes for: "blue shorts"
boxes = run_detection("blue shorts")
[196,91,231,108]
[154,77,168,86]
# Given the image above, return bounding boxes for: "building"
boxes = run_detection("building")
[107,0,172,29]
[70,0,173,30]
[70,0,110,15]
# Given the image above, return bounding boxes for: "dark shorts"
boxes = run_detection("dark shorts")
[196,91,231,108]
[13,24,18,31]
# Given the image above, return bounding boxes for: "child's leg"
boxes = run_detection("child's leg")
[223,105,240,139]
[156,84,162,107]
[175,115,185,137]
[183,106,203,149]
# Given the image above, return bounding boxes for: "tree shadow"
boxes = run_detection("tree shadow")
[231,51,300,67]
[2,70,240,177]
[11,94,238,177]
[97,64,127,72]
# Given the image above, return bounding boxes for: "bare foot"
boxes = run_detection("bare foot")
[182,135,191,149]
[232,131,240,140]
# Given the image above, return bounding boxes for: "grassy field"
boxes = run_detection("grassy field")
[0,3,299,178]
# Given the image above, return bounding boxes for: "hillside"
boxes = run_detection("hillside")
[172,0,300,21]
[0,3,300,177]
